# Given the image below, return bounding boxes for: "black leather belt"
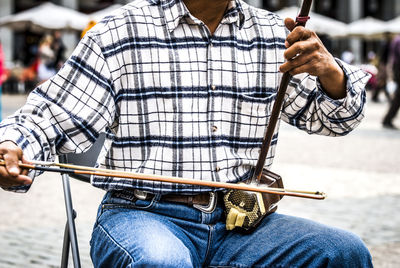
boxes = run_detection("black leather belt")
[160,192,211,206]
[112,190,213,206]
[112,190,219,213]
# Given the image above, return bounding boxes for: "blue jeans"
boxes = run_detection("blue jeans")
[90,191,372,267]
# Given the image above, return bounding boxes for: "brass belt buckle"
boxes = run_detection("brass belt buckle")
[193,192,217,213]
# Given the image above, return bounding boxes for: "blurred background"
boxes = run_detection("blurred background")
[0,0,399,267]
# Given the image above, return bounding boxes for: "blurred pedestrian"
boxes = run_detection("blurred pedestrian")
[360,52,378,92]
[341,49,355,64]
[383,34,400,129]
[37,35,56,83]
[0,41,5,121]
[51,31,66,71]
[372,34,392,103]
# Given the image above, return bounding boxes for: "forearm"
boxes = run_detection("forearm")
[318,60,347,100]
[282,60,371,136]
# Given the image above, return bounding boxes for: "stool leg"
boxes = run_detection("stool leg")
[60,154,81,268]
[61,216,71,268]
[61,209,78,268]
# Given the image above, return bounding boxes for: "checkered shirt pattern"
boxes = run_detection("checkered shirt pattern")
[0,0,370,193]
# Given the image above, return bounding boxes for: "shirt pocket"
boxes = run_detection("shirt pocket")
[232,92,275,140]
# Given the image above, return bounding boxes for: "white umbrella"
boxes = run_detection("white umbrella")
[387,16,400,34]
[347,17,388,39]
[0,2,89,32]
[89,4,123,23]
[275,6,347,37]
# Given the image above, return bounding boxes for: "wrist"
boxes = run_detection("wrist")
[319,62,346,99]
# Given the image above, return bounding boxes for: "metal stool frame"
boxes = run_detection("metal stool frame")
[59,134,105,268]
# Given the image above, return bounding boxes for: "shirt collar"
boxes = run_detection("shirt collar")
[160,0,245,33]
[159,0,189,33]
[222,0,245,29]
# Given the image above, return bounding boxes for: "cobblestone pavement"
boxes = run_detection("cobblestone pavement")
[0,93,399,267]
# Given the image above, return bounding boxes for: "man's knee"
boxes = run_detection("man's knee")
[90,224,134,267]
[90,223,194,268]
[312,229,372,267]
[130,238,193,267]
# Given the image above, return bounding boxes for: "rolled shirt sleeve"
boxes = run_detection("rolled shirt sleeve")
[281,59,371,136]
[0,33,116,192]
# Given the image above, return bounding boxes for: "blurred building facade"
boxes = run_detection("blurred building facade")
[1,0,400,65]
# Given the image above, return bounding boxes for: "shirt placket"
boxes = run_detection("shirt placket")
[207,34,221,181]
[207,14,239,182]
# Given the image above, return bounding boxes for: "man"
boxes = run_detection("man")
[383,34,400,129]
[0,0,372,267]
[51,31,66,71]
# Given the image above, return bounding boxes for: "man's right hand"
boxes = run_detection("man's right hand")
[0,141,32,188]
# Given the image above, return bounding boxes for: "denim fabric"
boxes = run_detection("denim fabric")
[90,192,373,268]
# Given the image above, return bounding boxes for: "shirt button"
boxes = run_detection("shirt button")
[212,126,218,132]
[211,85,216,90]
[215,166,221,172]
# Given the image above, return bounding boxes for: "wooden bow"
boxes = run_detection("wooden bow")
[0,160,326,200]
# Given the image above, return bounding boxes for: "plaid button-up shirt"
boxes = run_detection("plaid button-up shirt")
[0,0,370,193]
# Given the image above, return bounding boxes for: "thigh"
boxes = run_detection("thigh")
[90,206,195,268]
[210,213,372,268]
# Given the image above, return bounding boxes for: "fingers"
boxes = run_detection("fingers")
[0,173,32,188]
[0,141,32,188]
[284,37,319,61]
[284,18,296,32]
[1,143,23,175]
[283,16,344,95]
[280,38,323,74]
[3,152,22,177]
[21,155,32,177]
[0,158,32,187]
[280,53,314,75]
[281,19,329,76]
[285,26,313,48]
[284,58,318,76]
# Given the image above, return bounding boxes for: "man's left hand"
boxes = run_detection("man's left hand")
[279,18,346,99]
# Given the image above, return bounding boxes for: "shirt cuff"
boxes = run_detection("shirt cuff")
[0,127,38,161]
[0,128,24,145]
[315,58,371,111]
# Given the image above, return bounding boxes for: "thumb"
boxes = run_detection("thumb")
[6,156,21,176]
[284,18,296,32]
[1,145,23,176]
[7,162,20,176]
